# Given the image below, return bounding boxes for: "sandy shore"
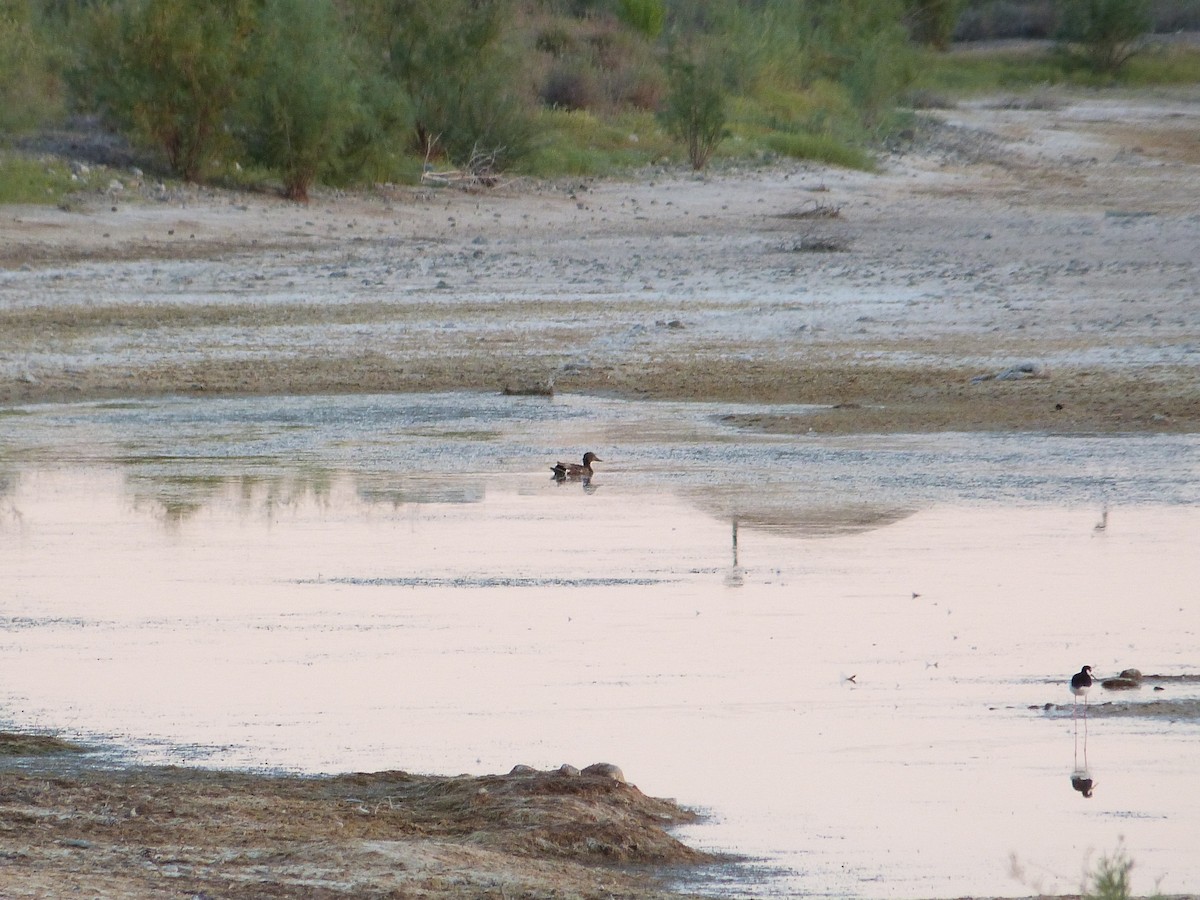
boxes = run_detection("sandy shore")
[3,87,1199,434]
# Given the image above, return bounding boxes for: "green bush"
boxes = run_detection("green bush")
[803,0,916,126]
[384,0,534,168]
[1058,0,1152,73]
[238,0,363,201]
[328,70,413,186]
[0,2,62,132]
[701,0,914,134]
[617,0,665,39]
[904,0,966,48]
[1085,844,1134,900]
[72,0,256,181]
[660,48,727,170]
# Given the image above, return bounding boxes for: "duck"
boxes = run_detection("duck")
[552,451,602,482]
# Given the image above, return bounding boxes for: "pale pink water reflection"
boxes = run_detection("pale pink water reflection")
[3,465,1199,898]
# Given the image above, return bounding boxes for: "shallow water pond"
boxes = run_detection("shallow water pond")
[2,393,1199,898]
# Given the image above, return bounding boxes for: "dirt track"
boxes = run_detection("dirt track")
[3,87,1199,434]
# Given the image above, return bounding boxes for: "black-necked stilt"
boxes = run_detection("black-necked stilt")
[1071,665,1094,717]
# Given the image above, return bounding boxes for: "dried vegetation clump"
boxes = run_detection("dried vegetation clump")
[0,752,713,899]
[0,732,87,756]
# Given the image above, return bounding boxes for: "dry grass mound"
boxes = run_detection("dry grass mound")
[0,754,713,899]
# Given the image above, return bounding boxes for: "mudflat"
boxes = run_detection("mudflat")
[3,88,1198,435]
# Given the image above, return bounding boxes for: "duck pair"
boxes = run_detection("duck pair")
[551,452,601,482]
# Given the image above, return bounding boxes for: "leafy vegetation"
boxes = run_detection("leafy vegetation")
[660,48,727,170]
[239,0,362,200]
[72,0,257,182]
[1085,842,1135,900]
[0,152,76,204]
[911,32,1200,96]
[905,0,967,49]
[1057,0,1153,73]
[1080,839,1167,900]
[0,0,1194,201]
[0,0,61,132]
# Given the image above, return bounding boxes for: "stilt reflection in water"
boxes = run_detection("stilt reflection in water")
[724,517,744,588]
[1072,712,1095,798]
[1070,664,1096,798]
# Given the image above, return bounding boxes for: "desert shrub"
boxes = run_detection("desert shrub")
[531,14,665,113]
[71,0,255,182]
[238,0,362,201]
[1057,0,1152,73]
[1083,840,1136,900]
[320,66,413,187]
[1151,0,1200,30]
[541,61,602,109]
[591,23,665,108]
[956,0,1061,39]
[606,56,667,109]
[660,47,727,170]
[701,0,914,132]
[384,0,534,167]
[617,0,665,39]
[904,0,966,48]
[841,28,917,128]
[0,1,63,132]
[535,24,575,56]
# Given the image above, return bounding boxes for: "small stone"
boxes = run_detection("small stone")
[581,762,625,783]
[558,764,580,777]
[508,764,537,776]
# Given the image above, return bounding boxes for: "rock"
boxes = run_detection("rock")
[1102,668,1143,690]
[581,763,626,783]
[558,764,580,776]
[508,764,537,776]
[971,362,1048,384]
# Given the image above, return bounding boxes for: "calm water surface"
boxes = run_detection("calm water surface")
[2,393,1199,898]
